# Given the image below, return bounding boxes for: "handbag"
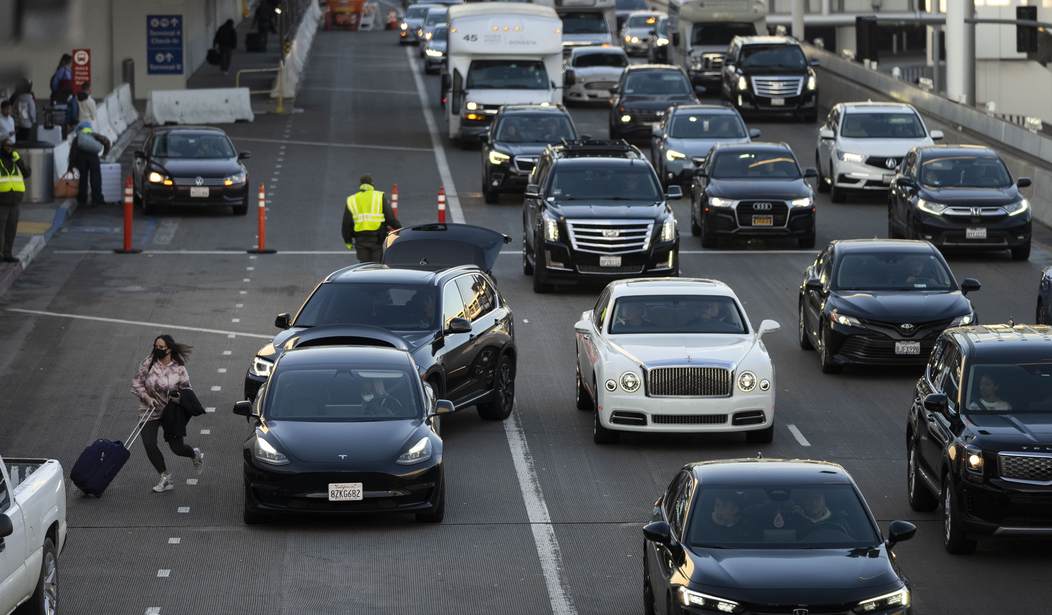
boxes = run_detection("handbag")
[206,48,220,66]
[55,170,79,198]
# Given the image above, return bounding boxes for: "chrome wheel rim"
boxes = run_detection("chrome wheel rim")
[497,361,514,411]
[43,551,57,615]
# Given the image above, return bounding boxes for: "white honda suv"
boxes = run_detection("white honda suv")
[816,102,943,203]
[574,278,780,444]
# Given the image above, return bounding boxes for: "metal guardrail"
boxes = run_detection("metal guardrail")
[235,67,280,95]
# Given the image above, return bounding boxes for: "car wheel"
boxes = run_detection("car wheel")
[907,439,938,512]
[416,479,445,523]
[576,360,592,411]
[830,179,846,204]
[643,545,656,615]
[593,404,618,444]
[243,480,268,525]
[141,195,155,216]
[943,480,977,554]
[17,537,57,615]
[1011,241,1031,261]
[690,204,701,237]
[133,189,143,207]
[477,353,515,420]
[798,300,813,350]
[1037,299,1045,325]
[803,110,818,123]
[233,197,248,216]
[532,240,551,293]
[888,217,899,239]
[819,323,841,374]
[798,231,815,249]
[700,220,718,249]
[522,233,534,276]
[746,425,774,444]
[484,188,499,204]
[815,153,830,194]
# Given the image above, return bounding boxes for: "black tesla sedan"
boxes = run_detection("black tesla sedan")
[799,239,980,373]
[132,126,250,215]
[888,145,1032,260]
[690,142,817,249]
[643,459,915,615]
[610,65,699,141]
[234,345,454,524]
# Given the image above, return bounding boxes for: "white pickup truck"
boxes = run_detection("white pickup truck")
[1,454,66,615]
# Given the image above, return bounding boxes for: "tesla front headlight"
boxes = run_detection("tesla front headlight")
[916,198,947,215]
[425,48,445,58]
[836,149,864,163]
[790,197,812,208]
[678,587,741,613]
[620,372,640,392]
[661,217,676,242]
[831,309,862,327]
[736,75,747,91]
[665,149,687,162]
[950,313,974,327]
[737,371,756,392]
[543,214,559,241]
[854,587,910,613]
[396,437,433,465]
[224,171,247,187]
[1003,198,1029,216]
[708,196,735,208]
[465,101,479,111]
[253,437,289,465]
[488,150,511,165]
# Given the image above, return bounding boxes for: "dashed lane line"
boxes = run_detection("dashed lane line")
[787,424,812,447]
[232,136,433,153]
[300,86,418,95]
[4,308,271,340]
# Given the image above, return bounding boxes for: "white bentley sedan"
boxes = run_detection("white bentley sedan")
[574,278,780,444]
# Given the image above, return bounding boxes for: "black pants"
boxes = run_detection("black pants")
[0,203,19,259]
[75,153,104,205]
[219,47,233,72]
[354,233,383,263]
[141,420,195,474]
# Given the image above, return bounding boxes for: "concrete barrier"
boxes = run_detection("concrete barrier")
[93,103,119,143]
[105,93,127,136]
[271,0,323,98]
[53,139,70,181]
[144,88,255,125]
[117,84,139,126]
[808,45,1052,229]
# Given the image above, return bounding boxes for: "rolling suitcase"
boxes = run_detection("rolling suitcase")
[70,413,150,497]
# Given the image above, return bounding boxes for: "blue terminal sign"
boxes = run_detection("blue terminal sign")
[147,14,184,75]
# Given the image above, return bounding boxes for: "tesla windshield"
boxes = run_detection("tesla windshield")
[266,367,421,422]
[670,114,746,139]
[295,284,438,330]
[609,295,747,334]
[833,252,955,291]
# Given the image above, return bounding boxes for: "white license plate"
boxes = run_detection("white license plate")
[752,215,774,227]
[966,227,987,240]
[894,341,921,356]
[882,173,895,185]
[599,255,622,267]
[189,187,210,198]
[328,482,363,501]
[770,97,785,106]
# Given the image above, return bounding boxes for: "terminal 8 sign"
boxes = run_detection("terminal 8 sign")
[147,14,184,75]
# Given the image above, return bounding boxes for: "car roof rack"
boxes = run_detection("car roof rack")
[553,139,644,159]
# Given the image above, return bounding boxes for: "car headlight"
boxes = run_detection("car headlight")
[425,48,444,58]
[400,22,408,30]
[630,36,640,43]
[488,150,511,165]
[147,171,167,184]
[416,28,423,36]
[624,34,632,43]
[807,72,817,91]
[737,371,756,392]
[679,587,741,613]
[964,446,984,474]
[543,214,559,241]
[250,355,275,378]
[831,309,862,327]
[465,101,479,111]
[916,198,947,215]
[661,217,676,242]
[665,149,687,162]
[854,587,910,613]
[836,149,864,163]
[690,58,703,70]
[790,197,812,208]
[657,37,669,46]
[620,371,640,392]
[224,171,247,187]
[396,437,433,465]
[708,196,735,207]
[950,313,974,327]
[736,75,747,91]
[425,31,433,40]
[1003,198,1029,216]
[253,437,289,465]
[620,114,632,123]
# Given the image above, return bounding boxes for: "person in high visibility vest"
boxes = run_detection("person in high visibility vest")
[341,174,401,263]
[0,136,30,263]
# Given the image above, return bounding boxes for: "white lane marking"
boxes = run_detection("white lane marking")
[231,318,241,323]
[405,47,464,223]
[4,309,272,339]
[200,429,211,435]
[242,278,251,283]
[232,136,433,153]
[186,478,198,486]
[222,350,232,356]
[205,407,215,413]
[176,506,190,513]
[55,249,357,255]
[217,368,227,373]
[235,303,244,308]
[787,424,812,447]
[157,569,170,578]
[210,386,222,392]
[301,86,418,95]
[145,608,161,615]
[497,250,816,256]
[239,290,248,295]
[168,537,180,545]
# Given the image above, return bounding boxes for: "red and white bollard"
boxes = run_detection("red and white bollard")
[437,185,446,224]
[390,183,399,219]
[114,176,141,254]
[248,183,276,254]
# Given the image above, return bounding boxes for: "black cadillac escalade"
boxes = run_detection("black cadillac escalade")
[721,35,819,122]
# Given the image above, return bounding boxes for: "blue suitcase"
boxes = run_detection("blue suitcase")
[71,415,148,497]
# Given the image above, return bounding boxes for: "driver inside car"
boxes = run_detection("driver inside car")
[614,302,654,331]
[361,376,403,416]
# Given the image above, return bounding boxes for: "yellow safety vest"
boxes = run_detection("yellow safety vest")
[0,152,25,193]
[346,184,385,233]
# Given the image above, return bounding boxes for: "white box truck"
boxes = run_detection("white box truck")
[444,3,564,144]
[667,0,766,92]
[534,0,616,53]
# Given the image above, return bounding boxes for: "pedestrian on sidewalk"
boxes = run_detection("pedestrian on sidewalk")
[131,335,205,494]
[342,174,401,263]
[0,101,14,144]
[10,80,36,143]
[0,136,30,264]
[214,19,238,75]
[49,54,73,104]
[70,121,110,206]
[76,81,97,123]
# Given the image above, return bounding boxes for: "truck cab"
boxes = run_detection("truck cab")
[667,0,766,90]
[444,3,565,144]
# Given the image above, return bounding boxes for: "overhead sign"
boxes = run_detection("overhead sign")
[72,48,90,91]
[147,14,184,75]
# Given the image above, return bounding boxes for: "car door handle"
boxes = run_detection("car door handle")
[580,333,590,341]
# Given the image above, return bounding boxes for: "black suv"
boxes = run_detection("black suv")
[521,139,681,292]
[481,104,577,204]
[907,324,1052,554]
[610,64,699,141]
[244,225,516,421]
[721,36,818,122]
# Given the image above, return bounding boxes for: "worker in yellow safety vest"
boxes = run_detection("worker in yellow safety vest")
[0,135,30,263]
[342,174,401,263]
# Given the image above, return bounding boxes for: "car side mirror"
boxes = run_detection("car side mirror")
[0,513,12,539]
[238,151,252,160]
[959,278,981,295]
[758,319,781,336]
[642,520,672,545]
[694,168,707,178]
[1017,177,1032,189]
[432,399,456,416]
[232,400,254,417]
[886,520,916,549]
[666,185,683,200]
[274,313,292,329]
[805,278,823,292]
[446,317,472,334]
[133,150,146,160]
[564,69,576,86]
[922,392,948,414]
[524,184,540,198]
[803,167,818,179]
[479,133,490,144]
[819,127,835,140]
[748,128,762,139]
[929,129,944,141]
[580,309,592,323]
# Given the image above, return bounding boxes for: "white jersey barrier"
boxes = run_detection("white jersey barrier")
[144,88,255,125]
[271,0,323,98]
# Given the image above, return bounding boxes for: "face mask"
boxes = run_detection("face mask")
[152,348,168,360]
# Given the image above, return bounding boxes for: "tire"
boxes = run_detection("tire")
[746,425,774,444]
[1037,299,1045,325]
[532,240,551,293]
[575,361,592,411]
[815,153,829,193]
[416,479,445,523]
[522,240,534,275]
[803,110,818,123]
[233,198,248,216]
[798,300,813,350]
[16,537,57,615]
[593,405,618,444]
[483,188,499,204]
[477,353,515,420]
[797,232,815,249]
[1011,241,1031,261]
[830,181,846,204]
[818,323,841,374]
[700,215,718,248]
[943,480,977,554]
[888,217,899,239]
[141,195,155,216]
[243,480,268,525]
[907,439,939,512]
[133,189,143,208]
[690,203,701,236]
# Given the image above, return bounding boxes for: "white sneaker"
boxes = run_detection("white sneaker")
[192,448,205,475]
[152,472,174,493]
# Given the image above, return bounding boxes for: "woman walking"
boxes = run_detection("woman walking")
[131,335,204,493]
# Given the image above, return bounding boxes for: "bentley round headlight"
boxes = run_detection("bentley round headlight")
[605,379,618,392]
[738,371,756,392]
[620,372,640,392]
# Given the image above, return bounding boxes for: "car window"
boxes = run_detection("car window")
[627,14,658,28]
[841,112,925,139]
[710,150,801,180]
[442,279,468,327]
[456,274,496,321]
[691,22,755,46]
[919,155,1012,188]
[670,473,693,538]
[496,114,576,144]
[616,0,647,10]
[623,71,690,95]
[740,44,807,69]
[550,163,661,201]
[295,283,437,330]
[927,338,946,385]
[593,288,611,330]
[265,367,422,421]
[819,252,832,286]
[151,132,235,159]
[963,362,1052,413]
[609,295,747,334]
[467,60,549,90]
[669,113,746,139]
[406,6,429,18]
[573,53,628,69]
[939,345,962,407]
[563,11,609,34]
[833,252,955,292]
[0,476,9,512]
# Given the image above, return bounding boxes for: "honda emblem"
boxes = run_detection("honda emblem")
[970,207,982,216]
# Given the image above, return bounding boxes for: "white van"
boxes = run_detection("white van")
[667,0,766,91]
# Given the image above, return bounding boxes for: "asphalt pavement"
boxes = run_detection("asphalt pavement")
[1,29,1051,614]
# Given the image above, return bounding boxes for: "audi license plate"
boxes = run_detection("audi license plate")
[770,97,785,106]
[599,255,622,268]
[189,187,209,198]
[966,227,987,240]
[328,482,363,501]
[752,215,774,227]
[894,341,921,356]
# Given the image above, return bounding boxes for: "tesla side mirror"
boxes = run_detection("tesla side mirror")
[666,185,683,200]
[929,129,944,141]
[748,128,762,139]
[524,184,540,198]
[564,70,576,86]
[0,513,12,538]
[446,317,472,334]
[642,520,672,545]
[959,278,981,295]
[238,151,252,160]
[1017,177,1032,189]
[274,313,292,329]
[886,520,916,549]
[819,127,835,140]
[805,278,823,292]
[433,399,456,415]
[922,392,948,414]
[803,167,818,179]
[133,150,146,160]
[758,319,781,336]
[232,400,254,417]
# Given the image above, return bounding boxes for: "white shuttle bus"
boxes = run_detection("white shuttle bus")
[444,3,564,144]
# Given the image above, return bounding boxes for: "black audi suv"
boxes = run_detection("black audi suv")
[610,64,699,141]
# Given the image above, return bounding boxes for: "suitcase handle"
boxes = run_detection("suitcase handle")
[125,411,152,448]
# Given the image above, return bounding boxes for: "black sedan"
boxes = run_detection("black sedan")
[651,104,758,191]
[690,142,817,249]
[888,145,1032,260]
[610,65,699,141]
[644,459,916,615]
[132,126,250,215]
[481,104,577,204]
[799,239,980,373]
[234,345,454,524]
